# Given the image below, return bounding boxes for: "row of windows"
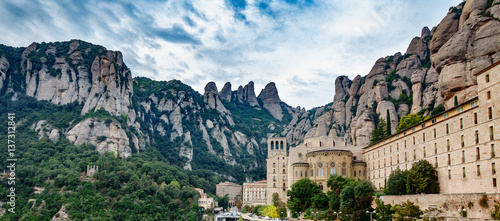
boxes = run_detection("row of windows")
[294,168,354,178]
[369,125,495,163]
[368,103,495,160]
[370,144,496,170]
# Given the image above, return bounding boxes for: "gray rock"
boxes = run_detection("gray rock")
[258,82,283,120]
[219,82,232,101]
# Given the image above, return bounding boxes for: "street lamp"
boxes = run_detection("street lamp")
[458,208,466,221]
[313,211,318,220]
[295,211,301,220]
[366,211,375,221]
[333,211,342,220]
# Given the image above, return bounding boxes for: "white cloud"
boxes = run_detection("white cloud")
[0,0,462,109]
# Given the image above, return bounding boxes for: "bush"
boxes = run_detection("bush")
[479,194,489,208]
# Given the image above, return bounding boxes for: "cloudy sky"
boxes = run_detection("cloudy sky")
[0,0,461,109]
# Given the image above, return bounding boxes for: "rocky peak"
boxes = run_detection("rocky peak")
[219,82,232,101]
[421,26,431,39]
[258,82,283,120]
[203,81,230,114]
[333,76,352,102]
[243,81,259,106]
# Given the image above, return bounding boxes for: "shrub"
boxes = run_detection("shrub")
[479,194,489,208]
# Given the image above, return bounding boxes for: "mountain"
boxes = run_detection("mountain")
[283,0,500,147]
[0,0,499,219]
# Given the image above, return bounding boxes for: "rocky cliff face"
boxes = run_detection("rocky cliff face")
[283,0,500,147]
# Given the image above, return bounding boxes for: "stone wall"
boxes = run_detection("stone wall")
[379,193,500,220]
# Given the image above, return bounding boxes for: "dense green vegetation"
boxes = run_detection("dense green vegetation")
[383,160,439,195]
[286,175,375,221]
[0,93,232,220]
[396,114,423,132]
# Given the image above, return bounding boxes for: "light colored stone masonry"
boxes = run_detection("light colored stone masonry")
[380,193,500,220]
[364,61,500,194]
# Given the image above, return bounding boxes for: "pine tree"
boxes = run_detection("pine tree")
[386,109,392,137]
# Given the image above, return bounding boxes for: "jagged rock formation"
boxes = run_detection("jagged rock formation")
[67,118,133,158]
[257,82,283,120]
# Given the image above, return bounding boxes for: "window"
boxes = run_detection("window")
[489,107,493,120]
[487,91,491,99]
[273,176,276,181]
[448,154,451,165]
[491,126,495,141]
[477,147,481,161]
[435,143,438,154]
[460,118,463,129]
[342,168,347,176]
[405,152,407,162]
[423,133,426,142]
[296,171,298,177]
[471,100,478,107]
[462,151,465,163]
[424,146,426,157]
[476,131,480,144]
[474,113,478,124]
[330,168,336,174]
[413,149,416,160]
[435,157,438,167]
[384,159,386,167]
[446,124,449,134]
[404,140,407,148]
[412,128,416,132]
[444,113,449,119]
[413,137,415,145]
[494,178,497,187]
[486,74,490,83]
[273,169,276,174]
[354,171,356,177]
[300,171,303,177]
[359,171,362,177]
[447,139,450,151]
[457,107,463,113]
[318,168,324,177]
[283,176,286,181]
[397,154,400,164]
[461,135,465,148]
[492,144,496,158]
[493,163,496,175]
[448,169,451,179]
[434,129,437,138]
[478,165,481,176]
[283,162,285,167]
[311,170,313,177]
[273,183,276,187]
[283,169,286,173]
[463,167,466,178]
[305,171,307,177]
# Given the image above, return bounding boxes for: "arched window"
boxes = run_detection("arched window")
[271,141,274,150]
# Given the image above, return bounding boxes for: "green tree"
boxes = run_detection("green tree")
[312,191,329,210]
[391,200,423,221]
[286,178,322,214]
[386,109,392,136]
[384,169,408,195]
[375,198,394,221]
[370,118,388,144]
[396,114,423,132]
[326,174,354,211]
[215,194,229,210]
[272,192,281,207]
[406,160,439,194]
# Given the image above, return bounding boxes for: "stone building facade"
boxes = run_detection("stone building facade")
[267,136,367,204]
[216,181,242,207]
[242,180,267,206]
[363,61,500,193]
[195,188,215,210]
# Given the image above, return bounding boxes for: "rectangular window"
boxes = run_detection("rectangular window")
[489,107,493,120]
[423,133,426,142]
[296,171,298,177]
[273,176,276,181]
[342,168,347,176]
[477,147,481,161]
[491,126,495,141]
[478,165,481,176]
[283,169,286,173]
[330,168,336,174]
[457,107,463,113]
[434,129,437,138]
[435,157,438,168]
[493,144,496,158]
[474,113,478,124]
[414,149,416,160]
[354,171,356,177]
[424,146,426,157]
[359,171,362,177]
[461,135,465,148]
[494,178,497,187]
[311,170,313,177]
[463,167,466,178]
[283,176,286,181]
[448,154,451,165]
[476,131,480,144]
[318,168,323,177]
[487,91,491,99]
[493,163,496,175]
[300,171,303,177]
[447,139,450,151]
[460,118,463,129]
[397,154,400,164]
[444,113,449,119]
[462,151,465,163]
[448,169,451,179]
[435,143,438,154]
[405,152,407,162]
[471,100,478,107]
[446,124,449,134]
[413,137,415,145]
[305,171,307,177]
[486,74,490,83]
